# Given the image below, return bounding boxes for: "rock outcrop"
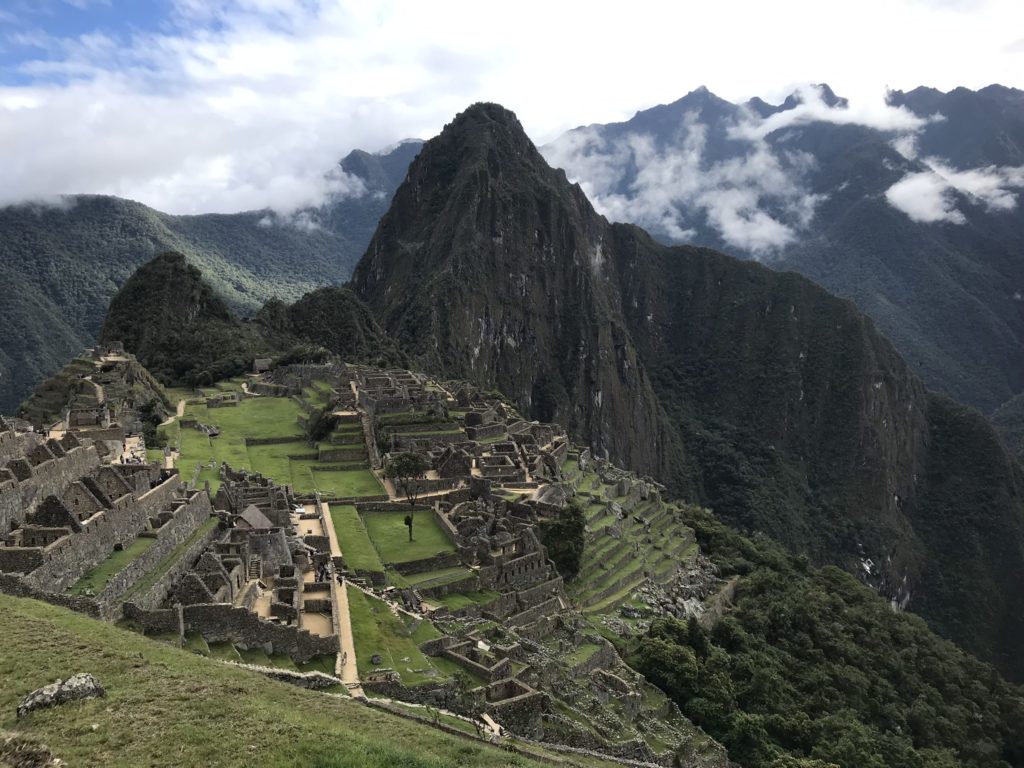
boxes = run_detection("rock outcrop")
[17,674,106,718]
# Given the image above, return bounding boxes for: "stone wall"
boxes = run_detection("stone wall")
[1,443,100,535]
[127,600,337,662]
[124,518,223,611]
[569,642,617,676]
[0,429,41,467]
[123,603,178,634]
[93,493,214,617]
[0,572,102,618]
[182,603,337,662]
[21,473,183,593]
[390,551,462,576]
[506,597,562,629]
[417,573,482,599]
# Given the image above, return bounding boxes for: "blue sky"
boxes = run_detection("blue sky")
[0,0,1022,215]
[0,1,172,84]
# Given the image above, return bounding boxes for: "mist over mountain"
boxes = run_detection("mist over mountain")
[352,102,1024,682]
[541,84,1024,415]
[0,139,421,414]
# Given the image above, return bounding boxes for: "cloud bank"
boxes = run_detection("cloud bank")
[885,159,1024,223]
[544,112,826,254]
[543,85,939,255]
[0,0,1021,215]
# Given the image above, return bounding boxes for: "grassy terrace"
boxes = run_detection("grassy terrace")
[69,536,156,595]
[162,387,383,499]
[362,510,456,563]
[121,518,219,602]
[307,468,383,499]
[389,566,475,589]
[0,594,545,767]
[346,585,448,687]
[425,590,499,611]
[328,504,385,574]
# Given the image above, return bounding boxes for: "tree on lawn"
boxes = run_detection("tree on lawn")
[385,451,431,541]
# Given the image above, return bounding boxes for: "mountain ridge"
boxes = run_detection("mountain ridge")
[542,83,1024,415]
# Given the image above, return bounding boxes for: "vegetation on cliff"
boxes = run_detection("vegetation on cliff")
[631,507,1024,768]
[97,253,403,390]
[99,252,272,387]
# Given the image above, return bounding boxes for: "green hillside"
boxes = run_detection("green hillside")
[0,593,538,768]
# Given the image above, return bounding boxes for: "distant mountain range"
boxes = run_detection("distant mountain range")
[541,84,1024,417]
[0,140,420,413]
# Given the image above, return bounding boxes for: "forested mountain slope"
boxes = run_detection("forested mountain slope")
[0,140,421,413]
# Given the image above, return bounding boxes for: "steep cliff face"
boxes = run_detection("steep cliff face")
[352,104,669,475]
[607,228,930,577]
[351,103,1024,681]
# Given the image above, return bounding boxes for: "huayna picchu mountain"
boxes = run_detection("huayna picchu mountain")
[351,103,1024,682]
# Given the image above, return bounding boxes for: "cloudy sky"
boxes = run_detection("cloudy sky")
[1,0,1022,214]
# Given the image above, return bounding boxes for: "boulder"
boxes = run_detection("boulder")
[17,674,105,718]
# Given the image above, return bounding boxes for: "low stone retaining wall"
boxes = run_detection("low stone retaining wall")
[0,572,102,618]
[417,573,481,597]
[228,662,341,690]
[127,602,338,663]
[390,551,462,576]
[569,641,617,676]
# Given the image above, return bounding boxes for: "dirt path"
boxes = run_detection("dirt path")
[316,501,364,697]
[160,398,186,427]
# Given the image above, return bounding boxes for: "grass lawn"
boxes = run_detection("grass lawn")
[345,586,447,687]
[427,590,499,611]
[362,510,455,564]
[328,504,384,574]
[69,537,156,595]
[311,468,384,498]
[246,441,313,483]
[173,397,306,486]
[0,594,540,767]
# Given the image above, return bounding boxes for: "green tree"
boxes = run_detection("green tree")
[537,500,586,580]
[386,451,431,540]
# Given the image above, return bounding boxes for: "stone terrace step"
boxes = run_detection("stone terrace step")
[582,570,648,614]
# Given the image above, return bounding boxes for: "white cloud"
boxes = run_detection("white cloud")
[885,159,1024,223]
[731,84,937,141]
[544,111,826,255]
[891,134,919,159]
[0,0,1022,214]
[885,171,966,223]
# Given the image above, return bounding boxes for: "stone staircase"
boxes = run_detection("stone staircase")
[247,554,261,580]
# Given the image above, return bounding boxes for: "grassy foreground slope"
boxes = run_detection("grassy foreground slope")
[0,594,533,768]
